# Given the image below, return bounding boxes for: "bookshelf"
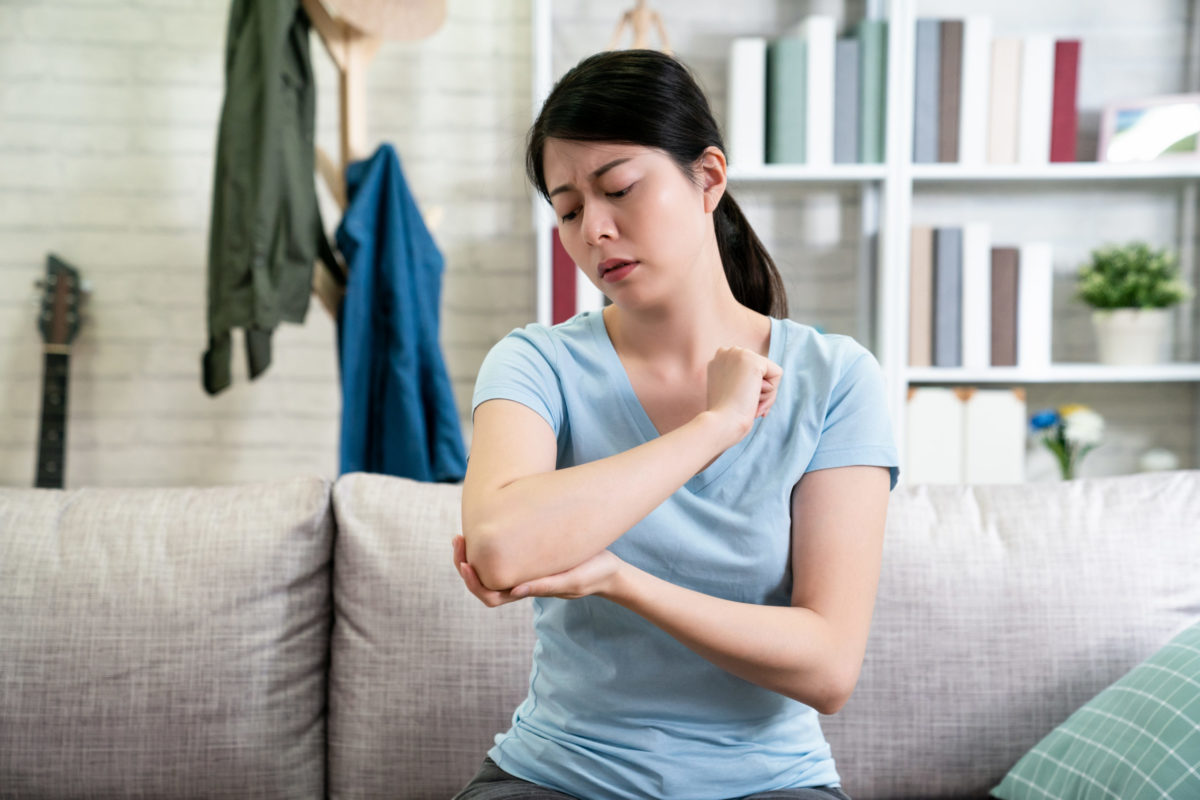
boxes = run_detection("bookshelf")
[530,0,1200,478]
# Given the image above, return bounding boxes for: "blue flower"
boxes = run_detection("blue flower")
[1029,409,1060,432]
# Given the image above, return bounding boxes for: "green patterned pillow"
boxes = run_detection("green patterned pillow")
[991,619,1200,800]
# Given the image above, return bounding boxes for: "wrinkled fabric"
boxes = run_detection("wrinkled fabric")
[336,144,466,482]
[203,0,331,395]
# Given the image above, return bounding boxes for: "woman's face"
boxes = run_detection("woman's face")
[542,139,724,307]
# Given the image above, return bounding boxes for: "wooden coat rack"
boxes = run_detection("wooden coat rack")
[300,0,446,317]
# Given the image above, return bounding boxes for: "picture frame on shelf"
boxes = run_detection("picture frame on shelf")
[1098,93,1200,163]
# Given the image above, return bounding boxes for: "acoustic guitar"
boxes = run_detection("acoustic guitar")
[34,254,85,489]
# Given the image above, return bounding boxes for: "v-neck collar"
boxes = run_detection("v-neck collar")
[588,310,783,494]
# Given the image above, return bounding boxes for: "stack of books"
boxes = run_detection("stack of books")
[727,16,889,168]
[913,18,1081,164]
[908,223,1053,370]
[905,386,1027,484]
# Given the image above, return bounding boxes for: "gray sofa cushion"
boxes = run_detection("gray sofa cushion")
[821,470,1200,799]
[0,476,334,800]
[329,473,535,800]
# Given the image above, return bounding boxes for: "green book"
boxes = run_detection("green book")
[766,36,806,164]
[857,19,888,163]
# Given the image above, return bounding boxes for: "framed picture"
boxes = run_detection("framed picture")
[1098,93,1200,162]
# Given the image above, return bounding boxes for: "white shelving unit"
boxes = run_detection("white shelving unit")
[530,0,1200,475]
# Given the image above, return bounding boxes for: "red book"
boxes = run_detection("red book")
[551,228,576,324]
[1050,40,1080,162]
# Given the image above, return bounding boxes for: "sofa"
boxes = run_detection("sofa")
[1,469,1198,799]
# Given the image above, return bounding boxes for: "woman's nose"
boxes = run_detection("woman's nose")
[581,205,615,246]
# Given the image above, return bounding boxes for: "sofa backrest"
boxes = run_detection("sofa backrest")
[821,469,1200,798]
[328,473,535,800]
[0,476,334,799]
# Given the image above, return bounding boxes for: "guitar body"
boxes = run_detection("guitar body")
[35,255,83,489]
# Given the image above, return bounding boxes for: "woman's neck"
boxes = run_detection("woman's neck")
[602,280,770,376]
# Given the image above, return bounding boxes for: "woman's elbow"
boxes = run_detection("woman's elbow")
[461,520,518,591]
[810,663,861,716]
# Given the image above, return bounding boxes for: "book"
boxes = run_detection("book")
[801,16,836,166]
[905,387,965,484]
[958,16,993,164]
[1050,39,1081,162]
[963,387,1027,484]
[990,246,1019,367]
[961,222,992,370]
[834,37,860,164]
[933,227,963,368]
[767,36,806,164]
[909,226,934,367]
[551,227,575,325]
[1017,34,1055,164]
[727,37,767,168]
[913,19,941,163]
[857,19,888,163]
[1017,242,1053,371]
[988,37,1022,163]
[938,19,964,162]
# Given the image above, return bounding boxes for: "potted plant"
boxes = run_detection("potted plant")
[1075,241,1193,365]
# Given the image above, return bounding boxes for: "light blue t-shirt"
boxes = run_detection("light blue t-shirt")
[471,310,900,800]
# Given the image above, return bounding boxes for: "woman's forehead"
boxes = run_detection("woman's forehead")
[543,140,662,184]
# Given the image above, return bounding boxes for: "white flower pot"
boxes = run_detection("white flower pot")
[1091,308,1172,365]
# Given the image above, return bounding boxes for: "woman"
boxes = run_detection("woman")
[452,49,899,800]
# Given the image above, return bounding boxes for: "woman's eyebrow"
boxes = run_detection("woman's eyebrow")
[548,157,633,198]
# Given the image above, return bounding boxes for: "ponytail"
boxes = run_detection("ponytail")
[714,193,788,318]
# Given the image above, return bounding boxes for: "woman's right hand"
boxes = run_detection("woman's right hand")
[705,346,783,447]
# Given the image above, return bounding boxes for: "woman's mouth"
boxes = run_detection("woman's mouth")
[599,259,638,282]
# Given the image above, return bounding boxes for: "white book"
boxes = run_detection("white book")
[800,16,836,166]
[988,38,1022,163]
[963,388,1027,484]
[906,387,965,485]
[958,16,993,164]
[1018,242,1054,372]
[961,222,992,371]
[727,37,767,169]
[1017,34,1055,165]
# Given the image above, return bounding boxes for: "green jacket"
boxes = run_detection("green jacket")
[202,0,330,395]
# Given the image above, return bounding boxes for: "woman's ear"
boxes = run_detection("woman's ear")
[697,146,728,214]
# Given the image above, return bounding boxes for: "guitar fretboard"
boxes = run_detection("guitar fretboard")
[35,351,70,489]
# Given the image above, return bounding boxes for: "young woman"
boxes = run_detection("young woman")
[452,49,900,800]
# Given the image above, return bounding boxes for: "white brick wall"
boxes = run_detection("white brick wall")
[0,0,533,487]
[0,0,1196,488]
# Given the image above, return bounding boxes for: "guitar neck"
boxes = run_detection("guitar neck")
[35,349,71,489]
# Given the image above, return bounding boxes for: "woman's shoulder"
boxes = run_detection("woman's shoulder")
[485,311,605,370]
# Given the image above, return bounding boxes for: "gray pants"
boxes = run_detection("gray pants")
[452,757,853,800]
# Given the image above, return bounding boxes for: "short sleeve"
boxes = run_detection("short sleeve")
[471,326,565,435]
[805,348,901,491]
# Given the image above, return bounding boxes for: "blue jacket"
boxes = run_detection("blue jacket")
[336,144,466,482]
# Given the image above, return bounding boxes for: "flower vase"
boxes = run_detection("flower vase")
[1091,308,1171,365]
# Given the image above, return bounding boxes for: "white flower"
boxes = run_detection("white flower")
[1063,408,1104,446]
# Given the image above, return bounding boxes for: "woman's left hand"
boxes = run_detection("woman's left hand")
[452,534,625,606]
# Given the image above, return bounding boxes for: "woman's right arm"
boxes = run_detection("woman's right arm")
[462,346,780,592]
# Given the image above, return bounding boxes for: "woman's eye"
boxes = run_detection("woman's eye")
[607,184,633,199]
[560,207,579,223]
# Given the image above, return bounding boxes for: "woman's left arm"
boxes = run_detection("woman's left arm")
[453,463,891,715]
